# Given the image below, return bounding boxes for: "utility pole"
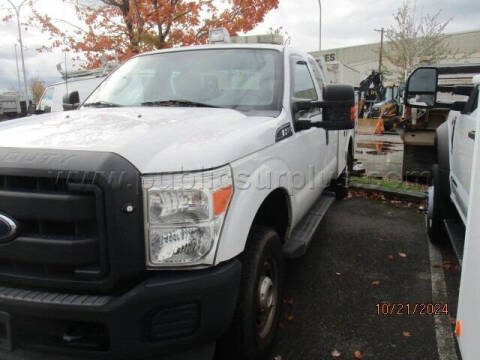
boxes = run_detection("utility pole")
[14,44,21,92]
[374,27,385,73]
[318,0,322,51]
[7,0,29,102]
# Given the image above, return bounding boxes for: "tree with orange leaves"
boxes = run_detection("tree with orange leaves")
[23,0,279,69]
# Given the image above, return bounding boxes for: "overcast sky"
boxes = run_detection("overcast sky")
[0,0,479,93]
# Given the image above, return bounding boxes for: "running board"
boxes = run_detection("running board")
[443,219,465,263]
[283,192,336,259]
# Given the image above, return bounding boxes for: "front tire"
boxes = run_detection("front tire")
[217,227,284,360]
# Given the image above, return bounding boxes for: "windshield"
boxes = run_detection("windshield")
[84,49,283,112]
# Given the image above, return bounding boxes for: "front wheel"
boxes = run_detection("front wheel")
[217,227,284,360]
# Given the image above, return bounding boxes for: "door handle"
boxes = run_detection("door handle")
[468,130,476,140]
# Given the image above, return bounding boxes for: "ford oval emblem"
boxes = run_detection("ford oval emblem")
[0,214,17,243]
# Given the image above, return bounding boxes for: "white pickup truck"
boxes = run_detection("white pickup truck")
[405,65,480,260]
[0,32,355,360]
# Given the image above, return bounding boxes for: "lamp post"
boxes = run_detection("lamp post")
[7,0,29,103]
[14,44,21,92]
[318,0,322,51]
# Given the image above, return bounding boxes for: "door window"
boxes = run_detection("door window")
[308,58,325,95]
[293,61,318,100]
[38,87,54,112]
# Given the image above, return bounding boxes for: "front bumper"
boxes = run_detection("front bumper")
[0,260,241,360]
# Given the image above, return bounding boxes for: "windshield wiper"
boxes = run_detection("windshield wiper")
[83,101,122,108]
[141,100,221,108]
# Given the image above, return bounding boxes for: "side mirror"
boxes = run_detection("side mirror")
[63,91,80,111]
[405,67,438,108]
[293,85,355,131]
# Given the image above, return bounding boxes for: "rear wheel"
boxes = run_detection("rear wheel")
[426,164,447,243]
[217,227,284,360]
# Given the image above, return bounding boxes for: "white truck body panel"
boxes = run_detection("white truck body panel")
[456,74,480,360]
[0,107,278,174]
[449,75,479,223]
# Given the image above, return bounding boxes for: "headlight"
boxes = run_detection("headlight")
[142,166,233,267]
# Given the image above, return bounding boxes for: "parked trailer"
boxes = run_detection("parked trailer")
[0,90,26,119]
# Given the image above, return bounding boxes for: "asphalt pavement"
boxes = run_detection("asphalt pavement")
[270,196,461,360]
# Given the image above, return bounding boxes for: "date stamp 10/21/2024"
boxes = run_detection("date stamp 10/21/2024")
[376,303,449,316]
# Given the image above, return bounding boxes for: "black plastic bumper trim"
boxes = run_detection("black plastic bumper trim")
[0,286,112,307]
[0,259,241,360]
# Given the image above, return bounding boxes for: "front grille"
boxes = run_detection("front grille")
[0,175,108,285]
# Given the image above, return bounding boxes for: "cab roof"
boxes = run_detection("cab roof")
[137,43,287,59]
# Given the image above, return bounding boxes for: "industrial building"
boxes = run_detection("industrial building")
[310,28,480,82]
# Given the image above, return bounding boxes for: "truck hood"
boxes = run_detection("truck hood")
[0,107,278,173]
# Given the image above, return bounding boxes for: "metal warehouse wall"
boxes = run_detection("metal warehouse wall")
[309,28,480,80]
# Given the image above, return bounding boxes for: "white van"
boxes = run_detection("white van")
[37,76,106,113]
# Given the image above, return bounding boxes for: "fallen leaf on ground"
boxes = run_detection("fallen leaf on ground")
[354,350,364,359]
[387,255,394,261]
[331,349,341,357]
[398,252,408,258]
[402,331,411,337]
[372,280,381,286]
[285,315,294,322]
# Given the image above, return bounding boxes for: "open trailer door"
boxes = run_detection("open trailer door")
[456,76,480,359]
